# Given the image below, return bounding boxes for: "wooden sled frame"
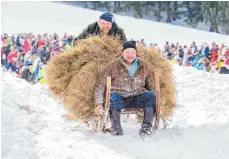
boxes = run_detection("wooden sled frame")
[95,73,161,133]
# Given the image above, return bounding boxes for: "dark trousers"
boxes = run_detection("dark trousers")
[1,59,4,66]
[1,59,8,68]
[7,63,17,72]
[110,92,156,110]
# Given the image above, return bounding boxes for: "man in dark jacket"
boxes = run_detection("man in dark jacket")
[21,62,33,82]
[39,46,48,64]
[73,12,127,46]
[178,46,184,60]
[164,41,170,53]
[94,41,156,137]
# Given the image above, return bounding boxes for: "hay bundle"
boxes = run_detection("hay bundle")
[47,36,176,122]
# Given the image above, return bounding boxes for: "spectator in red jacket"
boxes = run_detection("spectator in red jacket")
[23,36,30,53]
[7,47,18,72]
[1,35,5,43]
[55,43,61,52]
[1,46,4,66]
[210,50,219,63]
[37,36,45,48]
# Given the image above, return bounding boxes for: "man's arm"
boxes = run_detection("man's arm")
[117,29,127,42]
[113,22,127,42]
[72,28,89,47]
[72,22,97,47]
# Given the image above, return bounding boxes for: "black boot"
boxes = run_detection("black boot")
[110,108,123,136]
[139,108,155,137]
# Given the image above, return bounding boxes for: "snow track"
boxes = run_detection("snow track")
[2,68,229,159]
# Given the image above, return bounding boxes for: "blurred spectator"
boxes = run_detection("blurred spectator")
[219,59,229,74]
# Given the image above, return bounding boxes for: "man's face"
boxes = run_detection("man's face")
[98,19,112,34]
[4,34,8,38]
[122,48,137,64]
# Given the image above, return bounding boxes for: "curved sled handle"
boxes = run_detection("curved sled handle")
[153,72,160,130]
[96,76,112,133]
[105,76,111,111]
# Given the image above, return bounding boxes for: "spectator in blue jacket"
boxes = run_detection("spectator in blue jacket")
[187,50,204,67]
[194,58,211,71]
[195,58,204,70]
[203,43,210,58]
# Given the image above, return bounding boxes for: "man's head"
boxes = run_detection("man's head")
[43,33,47,38]
[27,62,33,71]
[4,33,8,39]
[98,12,114,34]
[221,43,224,48]
[212,42,216,47]
[122,41,137,64]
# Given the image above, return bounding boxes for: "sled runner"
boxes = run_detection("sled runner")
[95,72,161,133]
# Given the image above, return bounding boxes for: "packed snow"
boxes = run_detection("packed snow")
[1,1,229,159]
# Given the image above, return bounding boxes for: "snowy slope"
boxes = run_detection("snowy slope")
[62,2,212,34]
[1,1,229,159]
[2,66,229,159]
[2,1,229,48]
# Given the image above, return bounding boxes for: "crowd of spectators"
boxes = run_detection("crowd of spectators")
[1,33,73,84]
[1,33,229,85]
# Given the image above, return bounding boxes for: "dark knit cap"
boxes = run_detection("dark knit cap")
[99,12,114,23]
[122,41,137,52]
